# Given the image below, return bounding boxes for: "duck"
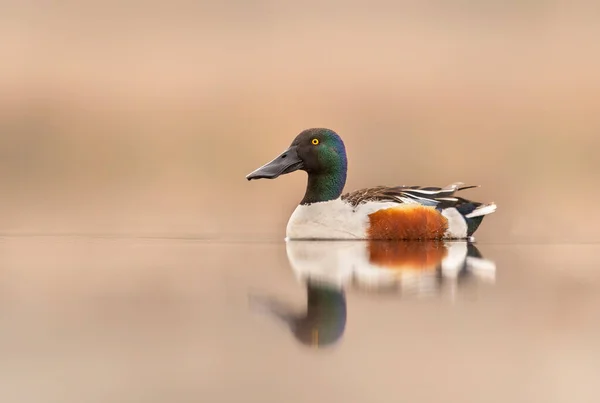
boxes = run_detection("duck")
[246,128,497,240]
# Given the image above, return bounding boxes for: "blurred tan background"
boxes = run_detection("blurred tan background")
[1,1,599,243]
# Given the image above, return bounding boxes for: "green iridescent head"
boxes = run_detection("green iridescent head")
[246,128,348,204]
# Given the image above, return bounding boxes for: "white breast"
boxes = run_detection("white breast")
[285,199,399,240]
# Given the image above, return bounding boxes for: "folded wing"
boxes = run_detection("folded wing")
[341,182,480,208]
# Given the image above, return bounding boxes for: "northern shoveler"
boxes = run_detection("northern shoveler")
[246,128,497,240]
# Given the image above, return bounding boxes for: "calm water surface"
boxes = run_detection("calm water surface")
[0,237,599,403]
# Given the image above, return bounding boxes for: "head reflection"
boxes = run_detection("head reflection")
[295,281,347,348]
[250,280,347,348]
[251,240,495,349]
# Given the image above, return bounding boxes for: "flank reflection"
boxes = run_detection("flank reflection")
[251,241,496,349]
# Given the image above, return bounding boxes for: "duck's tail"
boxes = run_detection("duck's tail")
[464,202,497,218]
[450,200,497,237]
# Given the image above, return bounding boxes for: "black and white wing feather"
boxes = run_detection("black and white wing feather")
[341,182,477,207]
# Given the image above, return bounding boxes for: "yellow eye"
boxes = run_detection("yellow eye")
[311,138,319,145]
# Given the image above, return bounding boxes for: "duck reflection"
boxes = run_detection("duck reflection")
[251,240,495,349]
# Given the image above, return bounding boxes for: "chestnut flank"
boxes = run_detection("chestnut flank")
[367,205,448,240]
